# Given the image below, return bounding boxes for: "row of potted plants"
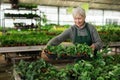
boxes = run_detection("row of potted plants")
[99,29,120,43]
[18,3,37,9]
[0,29,119,47]
[11,3,38,9]
[5,13,40,19]
[0,24,119,47]
[0,31,54,47]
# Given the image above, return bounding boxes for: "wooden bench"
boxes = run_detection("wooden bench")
[0,42,119,63]
[0,45,45,63]
[0,45,45,53]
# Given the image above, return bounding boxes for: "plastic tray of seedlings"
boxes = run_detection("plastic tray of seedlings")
[43,44,93,63]
[43,50,90,64]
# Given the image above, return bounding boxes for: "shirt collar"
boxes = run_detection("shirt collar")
[75,23,86,29]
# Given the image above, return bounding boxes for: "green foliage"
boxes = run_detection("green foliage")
[15,59,58,80]
[15,53,120,80]
[0,31,54,46]
[98,24,120,43]
[46,44,93,58]
[18,3,37,9]
[99,29,120,43]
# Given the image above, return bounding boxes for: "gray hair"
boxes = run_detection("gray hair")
[72,7,86,18]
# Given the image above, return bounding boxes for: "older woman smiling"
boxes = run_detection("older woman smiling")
[47,7,103,54]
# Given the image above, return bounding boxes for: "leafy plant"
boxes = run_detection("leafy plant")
[45,44,93,58]
[15,52,120,80]
[15,59,58,80]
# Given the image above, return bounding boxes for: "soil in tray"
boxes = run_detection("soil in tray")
[45,52,90,60]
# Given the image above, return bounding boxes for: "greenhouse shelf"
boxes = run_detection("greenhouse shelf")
[103,42,120,54]
[0,45,45,63]
[0,45,45,53]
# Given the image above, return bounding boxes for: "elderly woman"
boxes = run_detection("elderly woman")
[41,7,103,60]
[47,7,103,52]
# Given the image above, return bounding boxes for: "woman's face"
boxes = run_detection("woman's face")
[73,15,85,27]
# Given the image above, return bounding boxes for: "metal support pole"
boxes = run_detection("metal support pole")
[102,9,104,25]
[57,6,60,25]
[0,0,1,27]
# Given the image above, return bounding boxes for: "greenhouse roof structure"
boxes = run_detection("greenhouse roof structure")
[2,0,120,11]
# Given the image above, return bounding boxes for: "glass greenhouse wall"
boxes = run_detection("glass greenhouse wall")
[0,3,120,28]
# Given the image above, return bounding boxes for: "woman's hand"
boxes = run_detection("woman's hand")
[41,49,50,61]
[90,44,95,51]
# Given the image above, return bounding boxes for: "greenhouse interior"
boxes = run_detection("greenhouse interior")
[0,0,120,80]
